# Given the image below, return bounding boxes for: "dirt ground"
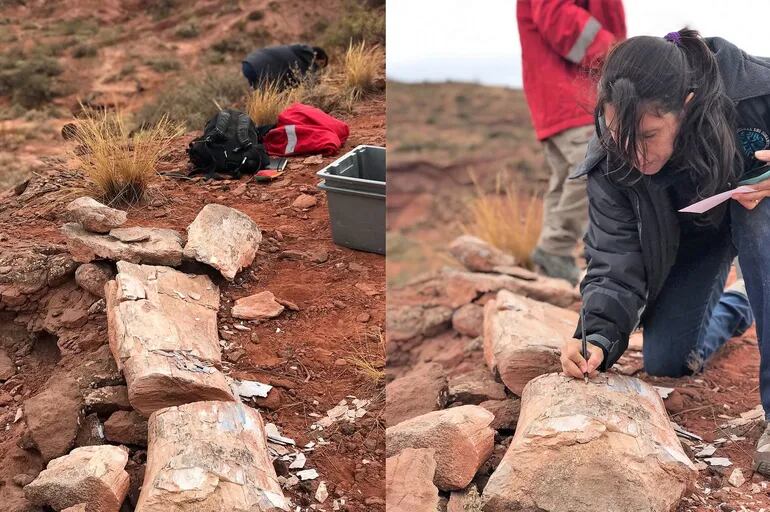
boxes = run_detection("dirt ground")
[387,80,770,512]
[0,94,385,511]
[0,1,385,509]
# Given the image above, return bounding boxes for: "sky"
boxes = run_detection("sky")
[387,0,770,88]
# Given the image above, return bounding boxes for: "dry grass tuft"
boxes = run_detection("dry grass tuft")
[245,80,297,126]
[343,41,380,101]
[464,172,543,267]
[71,107,184,205]
[347,326,385,384]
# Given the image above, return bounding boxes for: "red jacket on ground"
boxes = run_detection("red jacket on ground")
[264,103,349,156]
[517,0,626,140]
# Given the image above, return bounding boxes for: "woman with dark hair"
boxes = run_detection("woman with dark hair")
[558,28,770,473]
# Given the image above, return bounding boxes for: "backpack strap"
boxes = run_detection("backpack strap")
[236,113,253,149]
[212,110,231,139]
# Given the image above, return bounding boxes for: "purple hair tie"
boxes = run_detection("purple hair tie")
[664,31,682,46]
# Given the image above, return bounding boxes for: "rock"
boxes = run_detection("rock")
[448,369,507,405]
[728,468,746,487]
[278,249,305,261]
[24,374,83,462]
[183,204,262,280]
[62,505,88,512]
[451,303,483,338]
[109,227,150,243]
[136,401,288,511]
[24,445,129,512]
[303,155,323,165]
[62,223,184,266]
[386,448,439,512]
[482,373,697,512]
[479,399,521,431]
[105,261,234,417]
[75,413,105,447]
[66,197,127,234]
[357,312,371,323]
[448,235,516,272]
[232,291,285,321]
[0,347,16,380]
[445,268,580,309]
[307,249,329,263]
[83,386,131,417]
[447,485,482,512]
[385,405,495,491]
[386,363,448,427]
[315,481,328,503]
[484,290,576,395]
[75,262,115,298]
[225,347,246,363]
[13,473,35,487]
[276,297,300,311]
[387,304,454,342]
[0,246,77,310]
[104,410,148,446]
[293,194,318,209]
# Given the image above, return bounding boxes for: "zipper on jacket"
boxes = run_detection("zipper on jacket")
[629,189,649,326]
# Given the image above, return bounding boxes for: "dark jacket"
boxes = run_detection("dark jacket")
[572,37,770,369]
[242,44,318,88]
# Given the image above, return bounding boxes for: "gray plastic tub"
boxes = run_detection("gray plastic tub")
[316,145,385,254]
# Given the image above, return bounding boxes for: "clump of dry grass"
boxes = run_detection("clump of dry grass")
[245,80,297,126]
[343,41,380,101]
[347,326,385,384]
[71,107,184,205]
[464,173,543,267]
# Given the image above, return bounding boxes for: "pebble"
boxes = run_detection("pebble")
[356,313,371,323]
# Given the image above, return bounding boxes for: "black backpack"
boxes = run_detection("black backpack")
[187,109,270,179]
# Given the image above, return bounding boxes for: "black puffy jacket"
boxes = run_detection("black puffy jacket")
[242,44,318,88]
[573,37,770,369]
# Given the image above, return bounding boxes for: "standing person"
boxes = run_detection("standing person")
[558,29,770,472]
[517,0,626,284]
[242,44,328,89]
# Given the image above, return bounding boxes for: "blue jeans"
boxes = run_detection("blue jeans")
[643,200,770,416]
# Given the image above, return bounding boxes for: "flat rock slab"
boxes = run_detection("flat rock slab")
[106,261,234,416]
[62,223,184,266]
[445,268,580,309]
[24,445,130,512]
[137,400,288,511]
[386,448,439,512]
[448,235,516,272]
[482,373,696,512]
[386,362,448,427]
[232,291,285,321]
[448,369,507,405]
[66,197,127,234]
[386,405,494,491]
[484,290,577,395]
[183,204,262,280]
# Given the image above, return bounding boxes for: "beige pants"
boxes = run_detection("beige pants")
[536,124,594,257]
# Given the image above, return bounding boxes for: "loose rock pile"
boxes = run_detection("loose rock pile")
[386,235,699,512]
[9,197,302,511]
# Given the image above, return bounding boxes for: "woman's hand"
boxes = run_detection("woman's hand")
[733,150,770,210]
[560,339,604,379]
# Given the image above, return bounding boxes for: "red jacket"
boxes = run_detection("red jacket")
[264,103,349,156]
[517,0,626,140]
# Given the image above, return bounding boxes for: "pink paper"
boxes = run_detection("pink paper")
[678,186,756,214]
